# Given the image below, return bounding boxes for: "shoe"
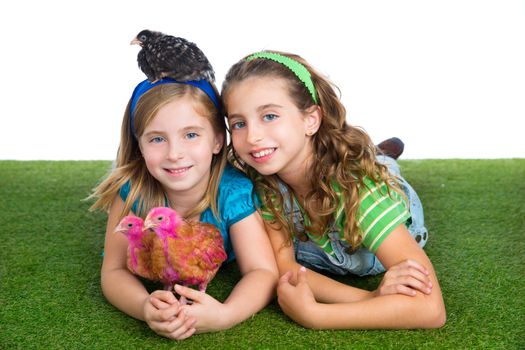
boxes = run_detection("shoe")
[376,137,405,160]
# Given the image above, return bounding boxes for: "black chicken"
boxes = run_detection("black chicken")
[131,29,215,83]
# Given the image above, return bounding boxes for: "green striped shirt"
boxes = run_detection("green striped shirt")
[261,177,410,254]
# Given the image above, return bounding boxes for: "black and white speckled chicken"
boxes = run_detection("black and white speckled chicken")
[131,29,215,83]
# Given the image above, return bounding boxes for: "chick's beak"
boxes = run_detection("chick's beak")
[143,218,154,231]
[130,38,142,45]
[114,223,125,234]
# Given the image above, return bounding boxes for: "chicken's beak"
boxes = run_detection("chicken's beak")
[114,224,126,234]
[143,218,154,231]
[130,38,141,46]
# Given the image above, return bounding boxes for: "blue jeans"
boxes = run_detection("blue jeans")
[294,155,428,276]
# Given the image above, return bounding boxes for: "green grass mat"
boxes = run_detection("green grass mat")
[1,160,524,349]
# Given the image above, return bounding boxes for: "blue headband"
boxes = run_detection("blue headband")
[129,78,220,137]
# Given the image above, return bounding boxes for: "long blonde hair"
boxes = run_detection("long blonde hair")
[89,83,227,221]
[222,50,401,250]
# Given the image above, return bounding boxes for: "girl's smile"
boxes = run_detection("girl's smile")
[164,165,193,176]
[250,147,276,162]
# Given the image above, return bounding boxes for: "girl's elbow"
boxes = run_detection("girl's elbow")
[262,266,280,293]
[267,262,280,280]
[255,266,280,290]
[100,272,114,298]
[298,319,318,330]
[422,300,446,329]
[430,305,447,328]
[281,308,321,330]
[257,263,280,282]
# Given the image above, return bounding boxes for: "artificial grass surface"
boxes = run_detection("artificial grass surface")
[0,159,523,349]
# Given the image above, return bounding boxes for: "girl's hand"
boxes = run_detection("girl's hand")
[175,284,231,333]
[277,266,319,328]
[143,290,197,340]
[374,259,433,297]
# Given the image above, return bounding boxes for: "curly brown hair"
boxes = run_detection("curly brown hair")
[222,51,402,251]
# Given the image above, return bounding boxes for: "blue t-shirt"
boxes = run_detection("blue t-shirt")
[119,164,257,262]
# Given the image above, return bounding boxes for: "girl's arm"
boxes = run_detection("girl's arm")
[101,196,195,339]
[177,211,279,332]
[267,222,431,303]
[266,223,373,303]
[277,224,446,329]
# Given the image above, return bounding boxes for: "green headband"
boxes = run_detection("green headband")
[246,51,319,104]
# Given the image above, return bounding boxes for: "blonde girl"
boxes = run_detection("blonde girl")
[90,78,277,339]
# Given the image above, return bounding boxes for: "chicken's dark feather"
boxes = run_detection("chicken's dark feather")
[132,29,215,83]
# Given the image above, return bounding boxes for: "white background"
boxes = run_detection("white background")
[0,0,523,160]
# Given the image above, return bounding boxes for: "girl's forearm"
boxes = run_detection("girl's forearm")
[307,269,373,303]
[221,268,277,329]
[280,262,373,303]
[307,292,446,329]
[101,268,149,321]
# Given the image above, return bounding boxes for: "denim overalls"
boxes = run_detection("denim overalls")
[284,155,428,276]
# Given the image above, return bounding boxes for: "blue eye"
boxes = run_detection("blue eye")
[263,114,278,122]
[186,132,198,139]
[150,136,165,143]
[231,121,246,130]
